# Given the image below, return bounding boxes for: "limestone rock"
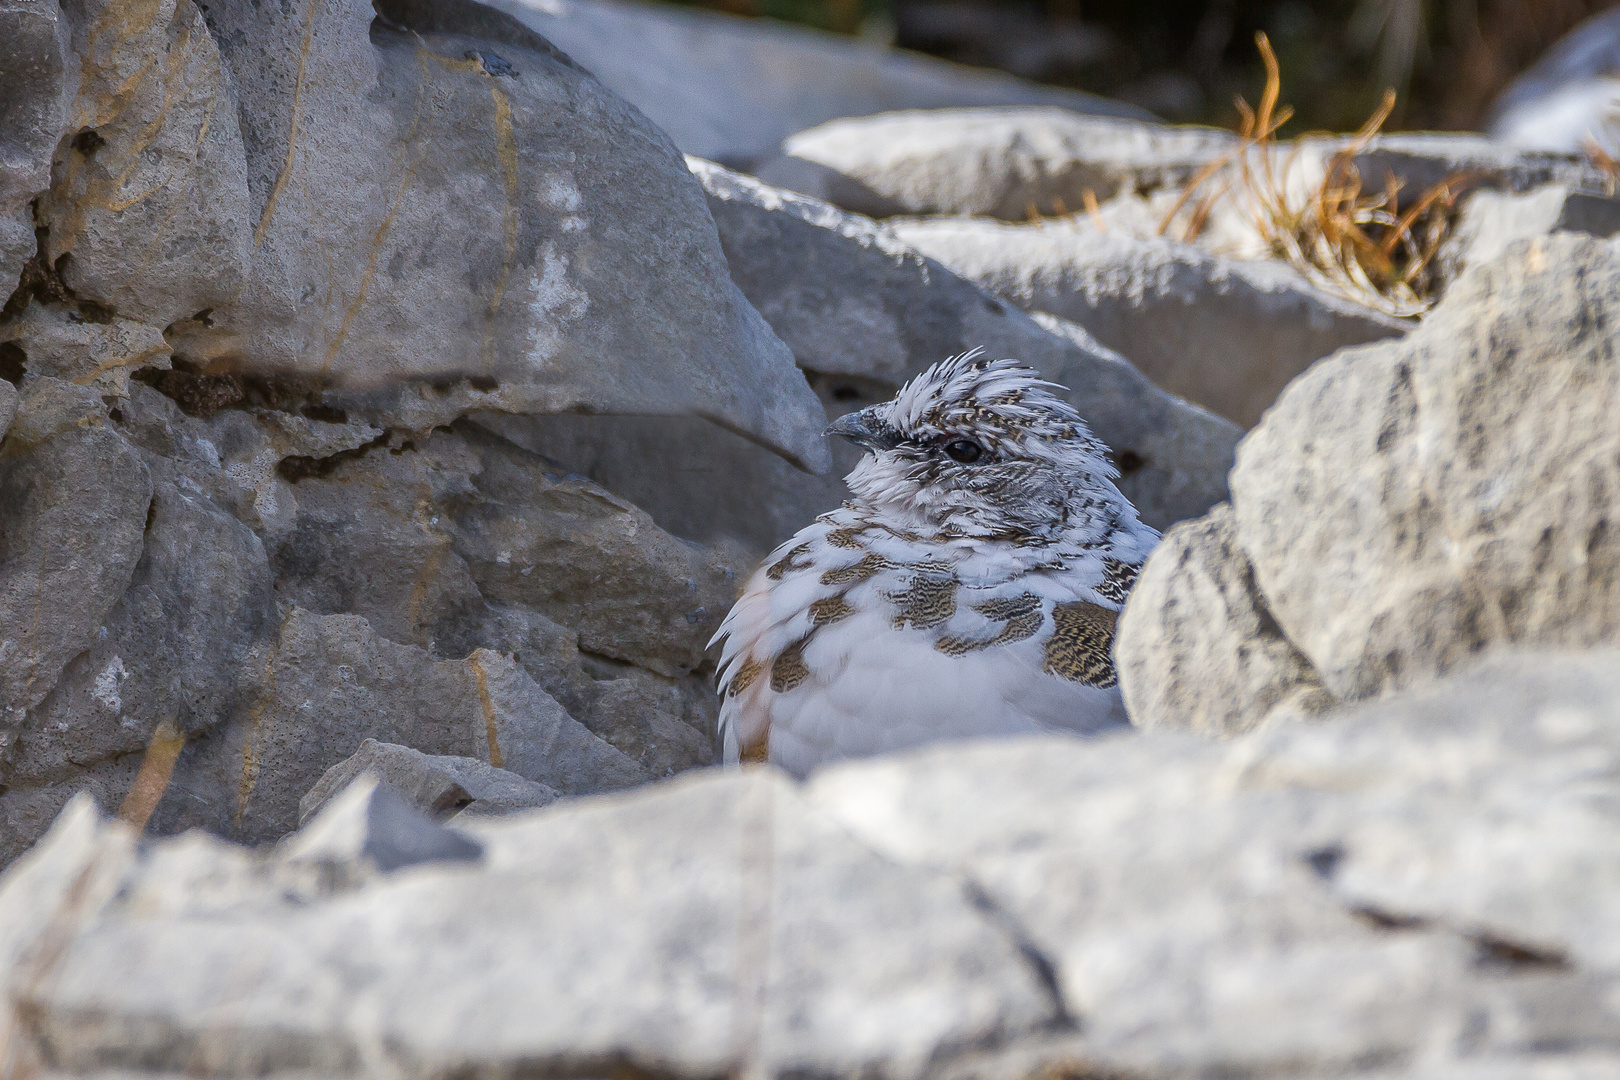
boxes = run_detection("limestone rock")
[1439,183,1620,283]
[181,608,643,843]
[479,409,845,559]
[484,0,1147,167]
[0,0,71,296]
[809,649,1620,1078]
[6,461,275,786]
[298,738,560,825]
[2,769,1058,1079]
[1486,7,1620,154]
[452,423,747,677]
[268,420,743,679]
[694,158,1240,531]
[282,773,484,883]
[177,0,825,470]
[1230,233,1620,703]
[38,0,252,328]
[890,215,1408,428]
[1116,503,1333,736]
[0,303,172,396]
[1313,133,1604,201]
[755,109,1238,220]
[0,391,152,761]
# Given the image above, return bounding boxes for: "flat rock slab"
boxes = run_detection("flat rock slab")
[299,739,560,825]
[757,108,1238,220]
[808,648,1620,1078]
[890,216,1408,429]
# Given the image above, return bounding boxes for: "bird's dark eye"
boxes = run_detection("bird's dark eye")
[943,439,984,464]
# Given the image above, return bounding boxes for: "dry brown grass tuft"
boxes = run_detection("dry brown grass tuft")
[1161,33,1475,319]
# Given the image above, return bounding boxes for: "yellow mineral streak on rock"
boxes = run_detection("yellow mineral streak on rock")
[466,654,505,768]
[317,48,436,373]
[235,615,292,835]
[118,718,186,832]
[253,0,322,249]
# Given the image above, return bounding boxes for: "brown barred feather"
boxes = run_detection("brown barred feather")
[767,543,812,581]
[935,593,1044,655]
[1094,557,1140,606]
[889,574,959,630]
[825,528,865,549]
[770,638,811,693]
[973,593,1042,621]
[821,552,900,585]
[1043,601,1118,687]
[739,732,770,762]
[810,594,856,625]
[727,656,766,698]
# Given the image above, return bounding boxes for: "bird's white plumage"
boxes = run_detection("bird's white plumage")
[712,350,1158,777]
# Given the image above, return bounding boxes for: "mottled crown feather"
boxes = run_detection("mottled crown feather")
[887,349,1113,471]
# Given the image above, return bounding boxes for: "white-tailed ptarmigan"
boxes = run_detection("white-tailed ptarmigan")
[712,349,1159,776]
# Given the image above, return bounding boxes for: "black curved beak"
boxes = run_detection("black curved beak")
[823,407,901,452]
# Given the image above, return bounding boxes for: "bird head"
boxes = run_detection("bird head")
[825,349,1131,541]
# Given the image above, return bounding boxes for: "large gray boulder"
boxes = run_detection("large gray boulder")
[890,216,1407,428]
[1232,232,1620,701]
[483,0,1147,168]
[12,0,827,469]
[3,647,1616,1079]
[1118,232,1620,734]
[490,163,1239,558]
[755,108,1238,220]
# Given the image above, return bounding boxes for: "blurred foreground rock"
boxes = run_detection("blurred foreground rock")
[3,647,1616,1078]
[1118,232,1620,734]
